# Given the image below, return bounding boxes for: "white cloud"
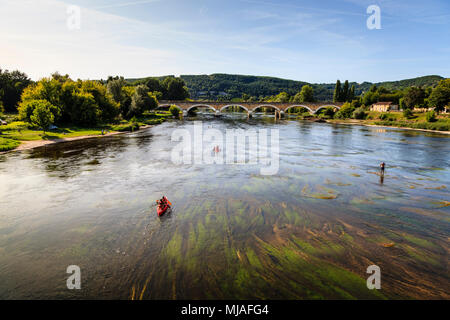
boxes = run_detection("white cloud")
[0,0,184,79]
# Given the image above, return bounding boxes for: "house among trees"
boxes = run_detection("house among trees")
[370,101,399,112]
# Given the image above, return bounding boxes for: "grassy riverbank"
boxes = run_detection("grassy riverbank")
[0,111,171,151]
[327,111,450,132]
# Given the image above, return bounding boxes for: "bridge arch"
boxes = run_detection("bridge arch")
[314,105,341,114]
[219,104,250,114]
[252,104,281,113]
[186,104,217,114]
[285,105,314,114]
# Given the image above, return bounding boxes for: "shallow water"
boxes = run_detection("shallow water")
[0,116,449,299]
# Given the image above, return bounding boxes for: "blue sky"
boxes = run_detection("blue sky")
[1,0,449,82]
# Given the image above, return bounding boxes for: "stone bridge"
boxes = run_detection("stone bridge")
[158,101,343,117]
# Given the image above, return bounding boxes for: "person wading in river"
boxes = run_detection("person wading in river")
[380,162,385,176]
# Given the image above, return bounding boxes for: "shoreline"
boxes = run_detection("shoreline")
[4,125,155,153]
[327,120,450,135]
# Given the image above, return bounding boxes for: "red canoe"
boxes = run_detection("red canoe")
[157,204,170,217]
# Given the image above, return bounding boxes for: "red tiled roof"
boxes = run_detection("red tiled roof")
[373,102,393,105]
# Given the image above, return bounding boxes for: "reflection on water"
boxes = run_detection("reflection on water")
[0,117,449,299]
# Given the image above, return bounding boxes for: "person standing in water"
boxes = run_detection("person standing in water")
[380,162,385,176]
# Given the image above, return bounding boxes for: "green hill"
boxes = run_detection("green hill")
[128,74,444,101]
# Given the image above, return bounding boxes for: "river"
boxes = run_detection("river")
[0,116,449,299]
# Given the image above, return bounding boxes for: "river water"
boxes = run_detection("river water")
[0,116,449,299]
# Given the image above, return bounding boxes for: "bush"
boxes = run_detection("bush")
[403,108,413,119]
[379,113,395,121]
[316,107,335,119]
[169,105,181,117]
[352,107,367,119]
[334,102,355,119]
[426,110,437,122]
[297,112,313,119]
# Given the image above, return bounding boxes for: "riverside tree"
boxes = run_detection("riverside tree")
[293,85,315,102]
[128,85,158,118]
[333,80,341,103]
[29,100,55,132]
[18,75,119,126]
[428,79,450,113]
[0,69,32,112]
[403,86,425,109]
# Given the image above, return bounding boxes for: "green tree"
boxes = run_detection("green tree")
[18,99,59,122]
[0,69,32,112]
[128,85,155,118]
[361,91,379,106]
[403,86,425,109]
[341,80,349,102]
[30,100,55,132]
[333,80,341,103]
[107,78,126,103]
[70,92,99,126]
[427,79,450,113]
[348,85,355,101]
[293,85,315,102]
[20,78,63,120]
[80,80,119,123]
[162,77,189,100]
[145,78,164,93]
[271,92,290,102]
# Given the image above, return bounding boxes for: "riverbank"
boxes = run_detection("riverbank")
[327,119,450,135]
[1,124,157,153]
[0,111,172,153]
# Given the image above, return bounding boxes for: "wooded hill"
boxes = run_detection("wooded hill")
[127,74,443,101]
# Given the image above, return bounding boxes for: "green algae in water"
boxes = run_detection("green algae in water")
[301,184,338,200]
[402,234,438,250]
[245,247,263,269]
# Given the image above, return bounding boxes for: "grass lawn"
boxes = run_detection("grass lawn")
[0,137,21,151]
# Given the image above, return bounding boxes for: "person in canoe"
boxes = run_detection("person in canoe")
[156,196,172,216]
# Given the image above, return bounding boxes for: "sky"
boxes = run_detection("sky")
[0,0,449,83]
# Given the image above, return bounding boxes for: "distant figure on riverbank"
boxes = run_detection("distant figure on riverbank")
[380,162,385,176]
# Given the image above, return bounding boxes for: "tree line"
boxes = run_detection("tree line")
[1,67,449,130]
[0,70,191,129]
